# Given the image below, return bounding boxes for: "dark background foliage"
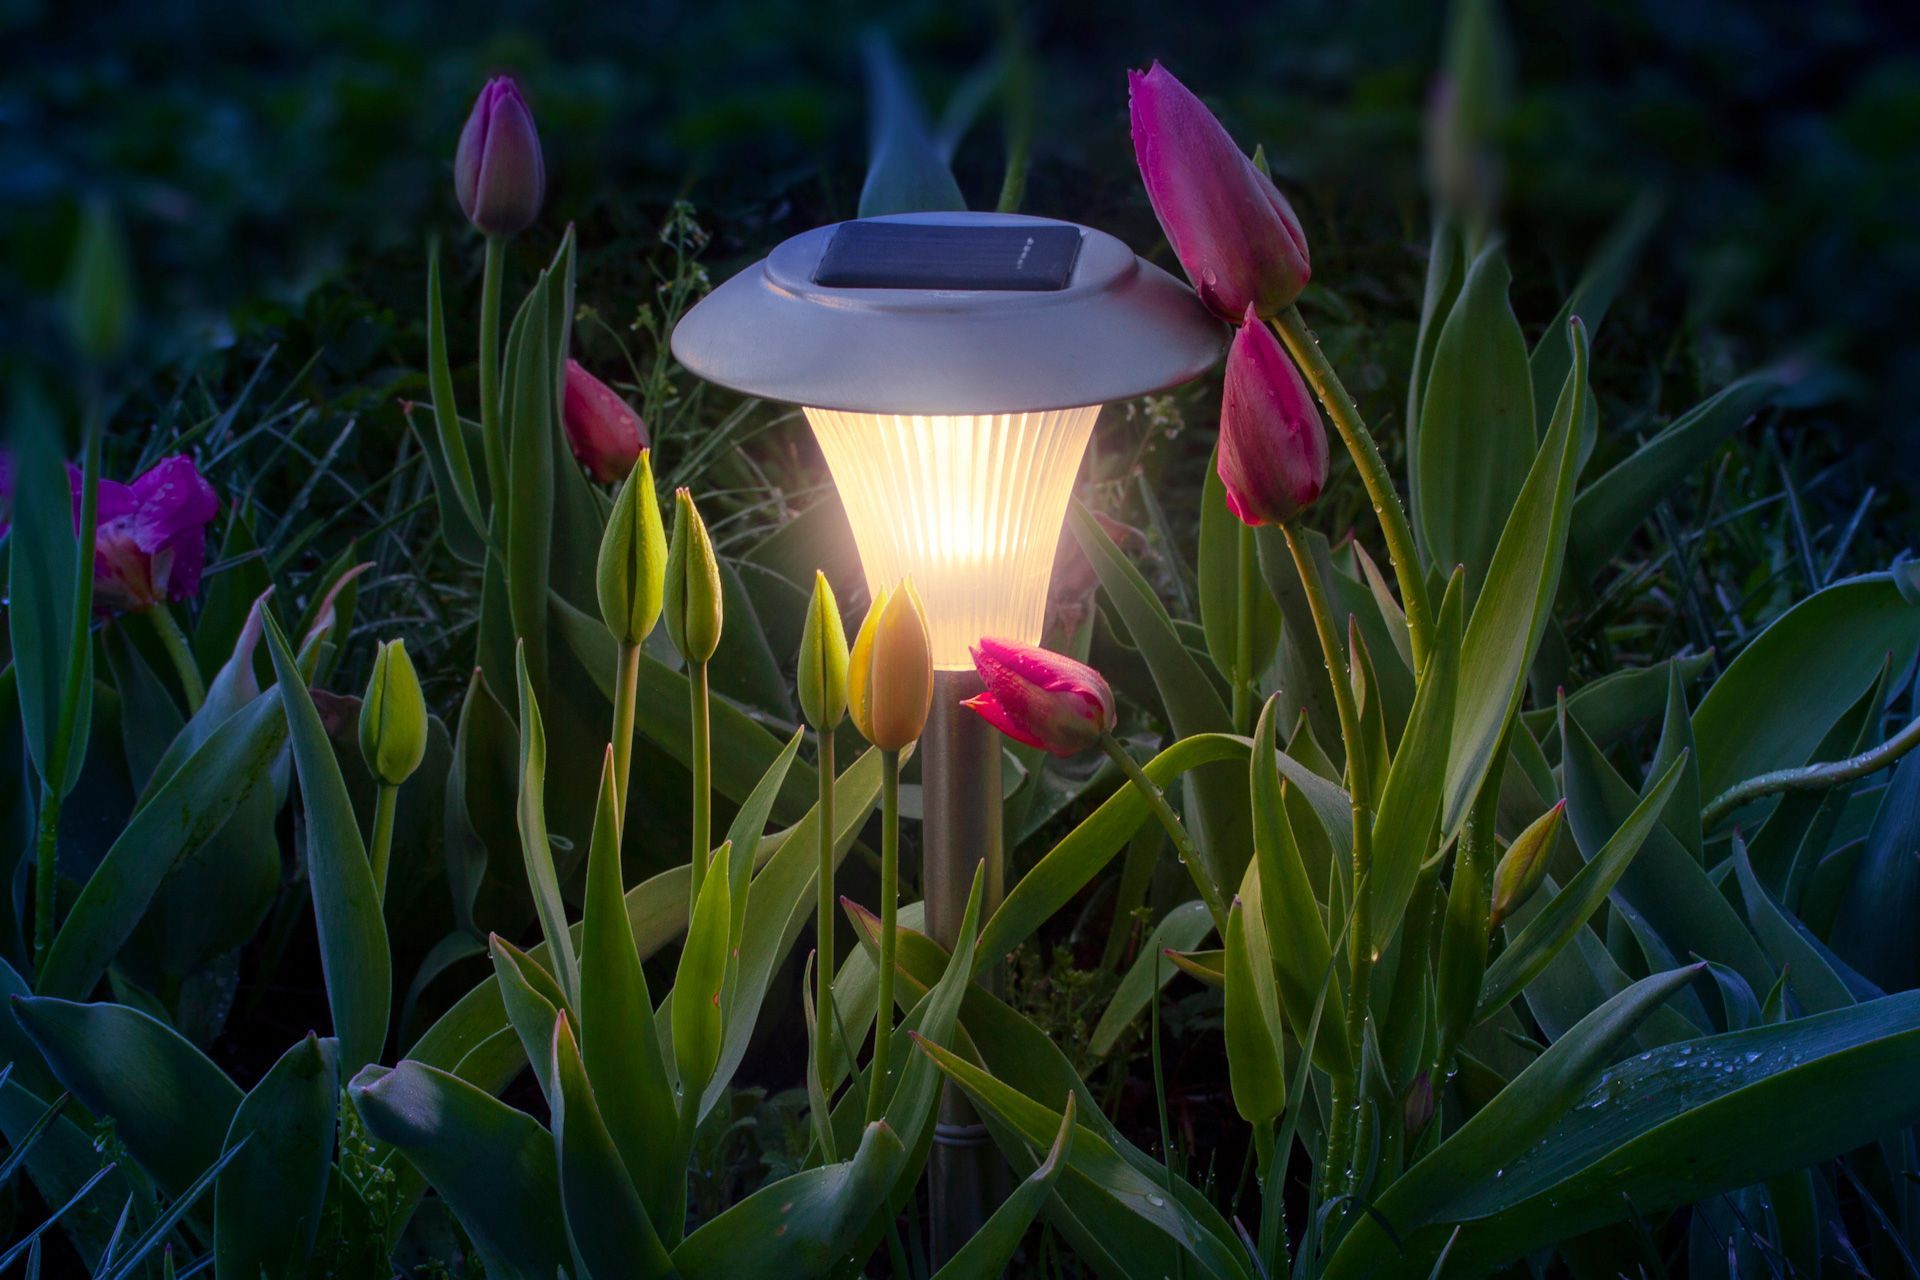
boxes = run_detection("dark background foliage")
[7,0,1918,472]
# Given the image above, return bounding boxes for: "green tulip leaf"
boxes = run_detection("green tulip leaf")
[916,1036,1251,1280]
[1415,242,1535,591]
[1070,501,1250,906]
[579,752,678,1234]
[1223,890,1285,1125]
[551,1013,676,1278]
[38,688,287,1001]
[1442,317,1586,836]
[351,1060,570,1280]
[215,1034,338,1279]
[1328,964,1702,1277]
[1370,567,1465,940]
[672,1119,907,1280]
[1478,752,1688,1019]
[1333,991,1920,1277]
[1561,705,1774,996]
[262,611,392,1076]
[513,643,580,1008]
[978,734,1249,975]
[1198,451,1280,696]
[1250,696,1348,1075]
[14,996,240,1198]
[856,31,967,217]
[929,1092,1076,1280]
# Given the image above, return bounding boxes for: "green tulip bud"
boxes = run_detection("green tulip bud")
[65,200,132,364]
[596,450,668,646]
[359,639,428,786]
[797,571,849,730]
[664,488,723,664]
[1488,799,1566,931]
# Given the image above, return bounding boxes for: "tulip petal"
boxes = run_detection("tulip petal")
[960,691,1049,754]
[1129,61,1310,320]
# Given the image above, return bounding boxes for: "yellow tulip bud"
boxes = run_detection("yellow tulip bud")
[848,581,933,752]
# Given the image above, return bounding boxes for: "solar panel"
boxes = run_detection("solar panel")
[813,221,1083,291]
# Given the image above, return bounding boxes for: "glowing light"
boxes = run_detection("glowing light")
[804,406,1101,669]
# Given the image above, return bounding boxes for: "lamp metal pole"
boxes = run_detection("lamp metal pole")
[922,667,1004,1263]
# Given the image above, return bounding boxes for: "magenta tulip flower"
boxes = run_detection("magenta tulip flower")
[455,77,546,237]
[1217,305,1328,527]
[562,359,648,484]
[85,455,219,613]
[963,638,1116,758]
[1129,61,1311,321]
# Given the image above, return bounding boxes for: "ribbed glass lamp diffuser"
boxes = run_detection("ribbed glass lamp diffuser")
[805,405,1101,669]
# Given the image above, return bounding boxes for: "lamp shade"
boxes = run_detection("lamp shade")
[805,405,1099,667]
[671,211,1220,667]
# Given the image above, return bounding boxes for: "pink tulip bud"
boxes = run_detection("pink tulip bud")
[562,360,648,484]
[1217,306,1328,527]
[963,638,1116,758]
[1404,1071,1436,1138]
[1129,61,1311,321]
[82,455,219,613]
[454,77,546,237]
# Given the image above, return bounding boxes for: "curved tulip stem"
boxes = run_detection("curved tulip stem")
[146,605,206,714]
[814,725,836,1116]
[867,747,901,1125]
[1099,734,1229,935]
[610,641,640,826]
[478,234,508,512]
[1272,306,1432,672]
[368,783,399,905]
[1702,714,1920,828]
[1282,520,1374,1199]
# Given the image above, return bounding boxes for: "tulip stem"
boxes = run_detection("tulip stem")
[867,747,901,1125]
[1272,306,1432,672]
[1282,520,1374,1200]
[1099,735,1229,935]
[35,398,104,976]
[1702,713,1920,828]
[1232,520,1257,735]
[146,605,206,714]
[478,234,508,513]
[815,726,837,1124]
[689,659,712,906]
[369,783,399,905]
[610,641,640,826]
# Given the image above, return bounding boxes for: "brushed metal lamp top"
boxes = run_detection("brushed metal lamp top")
[669,211,1223,415]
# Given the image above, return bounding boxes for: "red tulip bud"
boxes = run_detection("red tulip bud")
[1217,307,1328,527]
[1129,61,1311,321]
[562,360,648,484]
[454,77,546,237]
[963,638,1116,758]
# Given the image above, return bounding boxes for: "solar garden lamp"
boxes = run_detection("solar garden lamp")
[671,211,1219,1254]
